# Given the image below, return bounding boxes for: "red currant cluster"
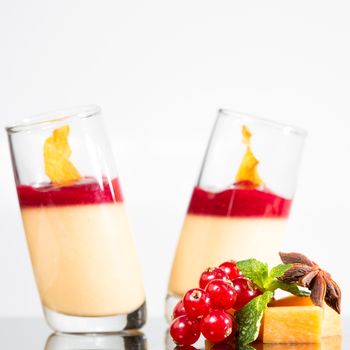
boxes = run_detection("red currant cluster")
[170,261,262,347]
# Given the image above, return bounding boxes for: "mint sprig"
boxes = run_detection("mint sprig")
[236,259,309,296]
[236,291,273,345]
[236,259,291,291]
[235,259,269,290]
[235,259,310,345]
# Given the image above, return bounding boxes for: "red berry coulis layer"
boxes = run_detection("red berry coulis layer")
[188,185,291,217]
[17,177,123,207]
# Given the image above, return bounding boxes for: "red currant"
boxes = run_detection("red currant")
[174,346,198,350]
[205,279,237,310]
[173,299,187,319]
[219,261,242,280]
[170,315,201,345]
[200,310,233,343]
[232,277,262,310]
[183,288,211,318]
[199,267,229,289]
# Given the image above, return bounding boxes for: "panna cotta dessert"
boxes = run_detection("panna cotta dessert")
[6,106,146,332]
[168,113,306,304]
[168,182,291,296]
[17,177,145,317]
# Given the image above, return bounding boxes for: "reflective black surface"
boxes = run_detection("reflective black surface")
[0,318,349,349]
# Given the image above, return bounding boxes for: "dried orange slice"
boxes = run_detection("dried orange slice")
[44,125,81,183]
[235,125,263,187]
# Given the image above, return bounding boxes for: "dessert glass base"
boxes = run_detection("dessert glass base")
[44,302,146,333]
[165,293,181,323]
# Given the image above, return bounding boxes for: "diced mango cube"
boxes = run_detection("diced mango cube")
[261,296,342,344]
[263,305,323,343]
[321,303,342,338]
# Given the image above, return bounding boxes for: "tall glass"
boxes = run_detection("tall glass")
[166,109,306,319]
[6,105,146,333]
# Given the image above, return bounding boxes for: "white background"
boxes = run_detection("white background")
[0,0,349,318]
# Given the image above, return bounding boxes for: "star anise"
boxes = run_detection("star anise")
[278,252,341,314]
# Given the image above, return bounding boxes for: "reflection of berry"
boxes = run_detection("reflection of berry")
[219,261,242,280]
[199,267,229,289]
[200,310,233,343]
[172,299,187,319]
[170,315,201,345]
[205,279,237,310]
[232,277,262,310]
[183,288,211,318]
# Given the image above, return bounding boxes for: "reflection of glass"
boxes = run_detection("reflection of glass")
[167,110,306,320]
[45,332,147,350]
[6,106,146,332]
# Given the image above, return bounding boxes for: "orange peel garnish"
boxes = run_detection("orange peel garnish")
[235,125,263,187]
[44,125,81,184]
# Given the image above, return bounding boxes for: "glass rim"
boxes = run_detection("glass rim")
[218,108,308,137]
[5,105,101,134]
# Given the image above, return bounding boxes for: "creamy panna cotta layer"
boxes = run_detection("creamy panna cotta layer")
[17,178,145,317]
[169,214,288,296]
[169,185,292,297]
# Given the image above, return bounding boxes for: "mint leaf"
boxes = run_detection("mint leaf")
[236,291,273,345]
[236,259,269,290]
[268,263,292,280]
[264,263,293,291]
[269,280,310,297]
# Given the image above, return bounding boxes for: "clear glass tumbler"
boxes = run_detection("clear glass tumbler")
[6,105,146,333]
[166,109,306,320]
